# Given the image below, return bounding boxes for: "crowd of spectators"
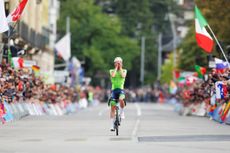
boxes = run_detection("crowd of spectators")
[0,61,103,104]
[177,69,230,105]
[123,86,167,103]
[0,59,105,123]
[172,66,230,123]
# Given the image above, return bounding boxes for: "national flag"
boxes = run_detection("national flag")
[32,65,40,72]
[12,57,24,68]
[54,33,71,61]
[173,70,180,79]
[7,0,28,23]
[0,0,9,33]
[215,81,225,99]
[215,58,228,69]
[169,80,177,94]
[220,102,230,122]
[177,76,186,86]
[194,65,206,78]
[195,6,214,53]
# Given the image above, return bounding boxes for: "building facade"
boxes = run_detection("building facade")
[1,0,60,81]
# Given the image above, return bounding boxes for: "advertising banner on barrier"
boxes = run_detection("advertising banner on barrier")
[3,102,14,122]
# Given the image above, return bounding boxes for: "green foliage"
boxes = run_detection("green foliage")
[160,52,174,84]
[179,0,230,71]
[58,0,179,86]
[196,0,230,44]
[58,0,139,76]
[114,0,154,37]
[113,0,178,85]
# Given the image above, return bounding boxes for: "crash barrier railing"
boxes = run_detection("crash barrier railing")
[0,99,99,124]
[171,99,230,125]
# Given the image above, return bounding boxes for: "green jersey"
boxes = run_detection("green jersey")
[110,69,127,90]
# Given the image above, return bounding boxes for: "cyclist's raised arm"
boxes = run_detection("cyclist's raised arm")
[120,69,127,78]
[111,70,116,78]
[110,67,118,78]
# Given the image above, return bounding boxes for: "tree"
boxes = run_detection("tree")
[58,0,139,79]
[196,0,230,45]
[160,52,174,84]
[58,0,180,86]
[179,0,230,70]
[112,0,179,85]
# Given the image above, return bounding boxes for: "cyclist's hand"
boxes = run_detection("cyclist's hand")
[117,63,122,70]
[115,64,119,70]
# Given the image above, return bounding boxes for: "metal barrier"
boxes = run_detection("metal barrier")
[0,100,94,124]
[173,98,230,125]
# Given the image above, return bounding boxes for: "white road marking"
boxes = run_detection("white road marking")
[132,119,140,137]
[132,103,142,138]
[135,103,142,116]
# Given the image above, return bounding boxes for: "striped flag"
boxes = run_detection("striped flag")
[215,81,227,99]
[195,6,214,53]
[215,58,228,69]
[12,57,24,68]
[194,65,206,78]
[32,65,40,72]
[7,0,28,23]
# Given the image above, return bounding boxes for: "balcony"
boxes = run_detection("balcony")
[18,21,49,49]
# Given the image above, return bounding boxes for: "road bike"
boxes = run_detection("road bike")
[114,102,121,136]
[108,98,126,136]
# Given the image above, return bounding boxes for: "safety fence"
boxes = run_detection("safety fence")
[172,99,230,125]
[0,99,99,124]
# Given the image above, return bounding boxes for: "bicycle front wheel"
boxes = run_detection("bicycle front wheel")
[115,106,119,136]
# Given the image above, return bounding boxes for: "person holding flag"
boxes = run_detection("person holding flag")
[195,6,230,67]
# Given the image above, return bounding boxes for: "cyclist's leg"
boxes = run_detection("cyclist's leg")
[109,90,119,130]
[110,90,117,117]
[110,104,116,118]
[118,90,126,118]
[118,89,125,107]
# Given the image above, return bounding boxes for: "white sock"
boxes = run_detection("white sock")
[120,108,124,114]
[111,118,114,125]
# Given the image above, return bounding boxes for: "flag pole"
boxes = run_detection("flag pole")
[207,25,230,67]
[7,26,10,65]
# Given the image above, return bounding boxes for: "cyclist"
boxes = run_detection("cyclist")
[109,57,127,131]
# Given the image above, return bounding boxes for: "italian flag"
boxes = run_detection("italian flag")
[12,57,24,68]
[195,6,214,53]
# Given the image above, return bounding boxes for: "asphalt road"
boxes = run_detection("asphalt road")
[0,103,230,153]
